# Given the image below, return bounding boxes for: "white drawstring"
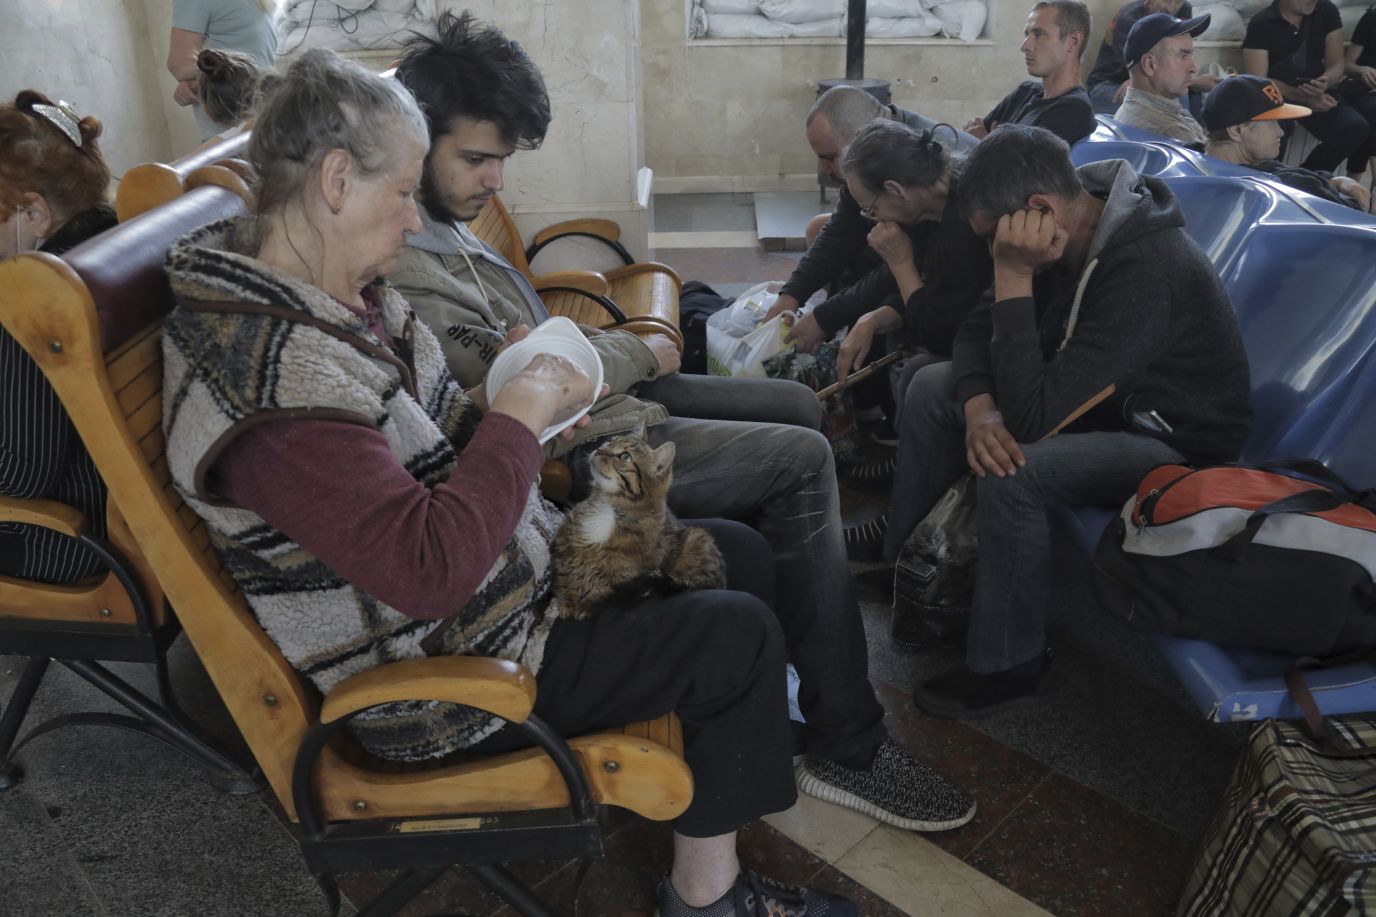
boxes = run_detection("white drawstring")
[1058,257,1098,351]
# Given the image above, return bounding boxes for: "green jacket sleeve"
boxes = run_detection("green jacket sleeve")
[588,329,660,395]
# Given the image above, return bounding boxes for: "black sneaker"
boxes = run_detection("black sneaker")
[861,413,899,447]
[840,455,895,494]
[852,567,894,605]
[912,654,1054,719]
[843,515,887,561]
[655,869,857,917]
[795,738,976,832]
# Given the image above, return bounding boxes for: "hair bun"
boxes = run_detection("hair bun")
[15,89,54,112]
[78,115,103,143]
[198,48,229,76]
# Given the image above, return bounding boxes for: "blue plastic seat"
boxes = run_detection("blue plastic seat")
[1060,131,1376,721]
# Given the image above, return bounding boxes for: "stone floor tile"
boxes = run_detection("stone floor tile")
[833,825,1054,917]
[964,771,1194,917]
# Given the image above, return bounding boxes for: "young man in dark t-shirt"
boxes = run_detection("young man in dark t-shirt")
[1243,0,1376,175]
[965,0,1098,146]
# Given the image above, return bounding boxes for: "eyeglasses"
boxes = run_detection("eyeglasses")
[859,185,883,221]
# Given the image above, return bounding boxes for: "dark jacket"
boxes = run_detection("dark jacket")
[811,178,993,357]
[952,161,1251,463]
[0,204,117,583]
[1250,159,1363,209]
[779,105,934,307]
[1088,0,1195,90]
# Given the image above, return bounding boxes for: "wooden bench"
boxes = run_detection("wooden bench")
[472,195,684,351]
[0,182,691,916]
[0,184,261,795]
[114,132,252,221]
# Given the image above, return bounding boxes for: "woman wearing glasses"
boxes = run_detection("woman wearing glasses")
[815,119,994,385]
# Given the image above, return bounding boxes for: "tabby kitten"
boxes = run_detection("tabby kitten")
[553,427,727,620]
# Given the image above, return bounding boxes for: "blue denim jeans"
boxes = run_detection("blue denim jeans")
[639,372,822,431]
[648,412,887,765]
[886,363,1184,673]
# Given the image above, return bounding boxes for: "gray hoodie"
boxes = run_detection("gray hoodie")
[389,208,666,457]
[953,159,1252,463]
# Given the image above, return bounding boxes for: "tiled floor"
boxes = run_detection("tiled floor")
[0,195,1245,916]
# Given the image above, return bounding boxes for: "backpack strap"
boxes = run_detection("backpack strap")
[1285,651,1376,753]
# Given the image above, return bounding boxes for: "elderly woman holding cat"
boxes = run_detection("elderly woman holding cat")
[162,50,856,915]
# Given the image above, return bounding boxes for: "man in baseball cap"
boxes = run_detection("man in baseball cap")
[1203,74,1371,210]
[1113,11,1211,143]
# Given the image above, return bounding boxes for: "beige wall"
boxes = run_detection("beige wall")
[642,0,1241,190]
[0,0,174,182]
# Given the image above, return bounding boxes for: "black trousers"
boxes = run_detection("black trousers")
[474,520,797,838]
[1288,97,1374,173]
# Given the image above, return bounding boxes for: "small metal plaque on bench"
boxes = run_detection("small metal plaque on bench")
[397,816,485,834]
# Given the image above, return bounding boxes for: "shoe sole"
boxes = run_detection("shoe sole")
[795,761,977,832]
[911,671,1056,720]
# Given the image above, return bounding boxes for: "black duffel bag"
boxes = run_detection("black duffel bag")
[1093,460,1376,657]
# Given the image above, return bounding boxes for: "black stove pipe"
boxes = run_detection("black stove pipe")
[845,0,867,79]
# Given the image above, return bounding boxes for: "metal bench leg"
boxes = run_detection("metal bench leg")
[468,863,562,917]
[60,658,263,793]
[0,656,51,791]
[351,866,454,917]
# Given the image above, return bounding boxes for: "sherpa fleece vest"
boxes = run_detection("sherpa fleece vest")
[161,219,562,760]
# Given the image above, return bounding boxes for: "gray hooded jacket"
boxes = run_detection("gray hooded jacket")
[388,207,666,457]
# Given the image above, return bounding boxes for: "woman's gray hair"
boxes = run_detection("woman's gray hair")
[841,119,959,194]
[246,48,428,220]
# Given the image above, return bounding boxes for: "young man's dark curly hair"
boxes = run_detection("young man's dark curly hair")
[395,11,551,149]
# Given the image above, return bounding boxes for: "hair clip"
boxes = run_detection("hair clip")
[31,100,82,148]
[919,128,935,146]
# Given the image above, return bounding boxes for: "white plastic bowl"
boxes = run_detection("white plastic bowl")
[484,317,605,443]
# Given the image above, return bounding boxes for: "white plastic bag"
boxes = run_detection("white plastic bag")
[706,282,790,377]
[707,316,791,377]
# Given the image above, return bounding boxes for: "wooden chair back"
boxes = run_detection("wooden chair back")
[470,195,533,274]
[114,132,252,221]
[0,185,690,826]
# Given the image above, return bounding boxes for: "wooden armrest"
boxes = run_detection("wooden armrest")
[540,458,573,504]
[532,270,611,296]
[0,494,87,538]
[534,218,621,246]
[320,656,537,726]
[215,157,255,182]
[604,261,685,290]
[186,164,254,207]
[604,317,684,353]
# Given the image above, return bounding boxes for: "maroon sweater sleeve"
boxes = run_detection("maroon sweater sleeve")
[211,412,545,620]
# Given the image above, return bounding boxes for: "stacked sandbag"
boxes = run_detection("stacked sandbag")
[690,0,978,39]
[1194,4,1246,40]
[277,0,438,53]
[925,0,988,42]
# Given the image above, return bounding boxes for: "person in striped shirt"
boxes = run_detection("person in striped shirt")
[0,91,117,584]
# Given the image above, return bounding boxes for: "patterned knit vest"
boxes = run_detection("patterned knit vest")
[162,219,563,760]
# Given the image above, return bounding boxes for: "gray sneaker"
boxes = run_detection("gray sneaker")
[796,738,976,831]
[655,870,857,917]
